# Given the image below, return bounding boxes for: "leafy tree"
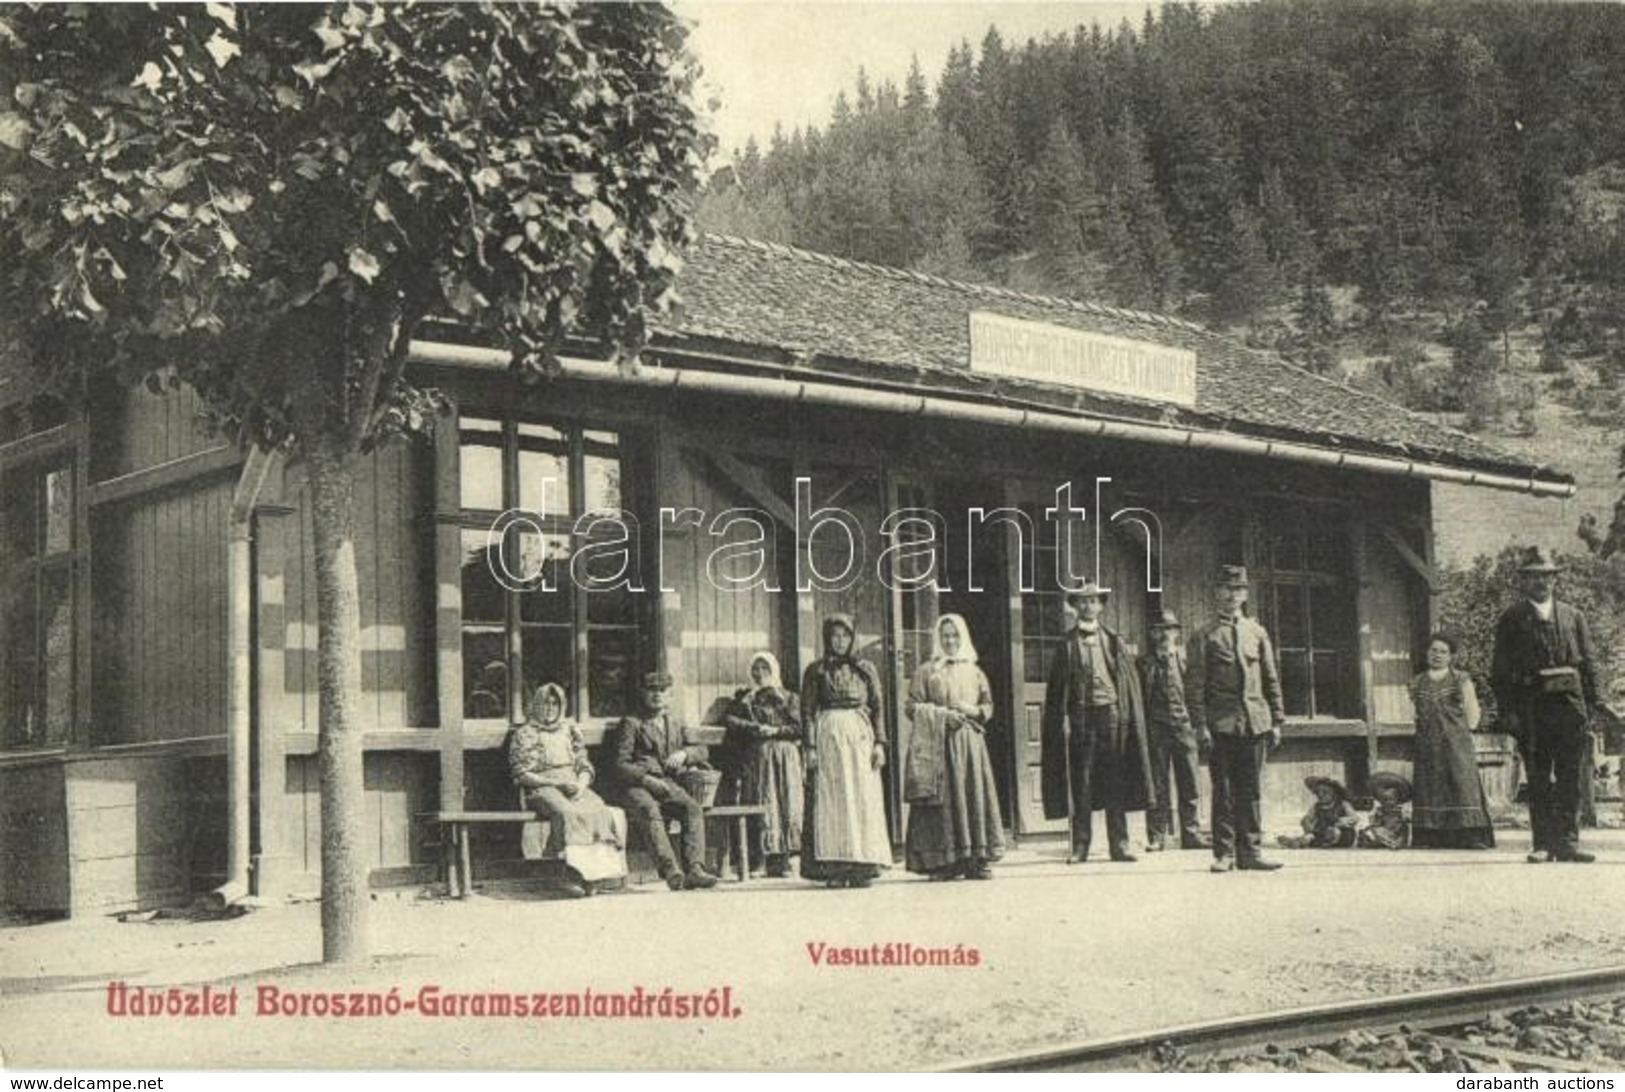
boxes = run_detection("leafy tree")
[0,2,704,962]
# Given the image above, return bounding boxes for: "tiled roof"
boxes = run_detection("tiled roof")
[657,233,1567,484]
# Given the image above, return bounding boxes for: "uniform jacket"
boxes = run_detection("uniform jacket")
[1185,614,1287,737]
[1490,599,1602,738]
[1039,624,1154,820]
[608,710,709,788]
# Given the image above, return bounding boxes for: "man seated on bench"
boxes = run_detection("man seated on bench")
[608,671,721,891]
[508,682,628,898]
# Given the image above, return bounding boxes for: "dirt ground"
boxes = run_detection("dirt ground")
[5,832,1625,1072]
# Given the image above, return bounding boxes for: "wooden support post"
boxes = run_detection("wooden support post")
[434,410,466,812]
[1351,518,1378,773]
[252,487,294,897]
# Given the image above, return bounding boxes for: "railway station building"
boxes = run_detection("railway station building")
[0,233,1575,915]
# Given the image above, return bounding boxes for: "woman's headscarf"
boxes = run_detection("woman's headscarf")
[931,613,979,664]
[822,613,859,665]
[526,682,569,727]
[748,651,784,692]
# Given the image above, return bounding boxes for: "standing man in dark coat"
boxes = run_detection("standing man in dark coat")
[1491,546,1614,864]
[1040,584,1156,863]
[1186,565,1287,873]
[1138,610,1211,852]
[608,671,721,890]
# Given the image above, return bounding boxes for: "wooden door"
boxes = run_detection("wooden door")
[1007,481,1151,834]
[883,473,940,840]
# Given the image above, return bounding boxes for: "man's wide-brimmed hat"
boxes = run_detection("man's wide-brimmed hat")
[1067,582,1110,604]
[1304,775,1347,801]
[1368,770,1414,804]
[1516,545,1562,574]
[1150,610,1182,631]
[1216,565,1249,588]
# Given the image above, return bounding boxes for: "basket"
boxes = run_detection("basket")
[678,766,722,808]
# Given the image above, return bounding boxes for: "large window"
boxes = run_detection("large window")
[1246,506,1355,719]
[457,417,639,723]
[1,458,75,749]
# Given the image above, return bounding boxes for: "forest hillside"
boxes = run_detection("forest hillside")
[695,1,1625,566]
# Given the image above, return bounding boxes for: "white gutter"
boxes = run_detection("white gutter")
[408,341,1575,499]
[206,445,276,911]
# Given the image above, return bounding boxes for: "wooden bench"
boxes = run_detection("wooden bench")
[427,803,769,898]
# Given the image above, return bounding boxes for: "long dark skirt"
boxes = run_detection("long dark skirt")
[741,738,804,856]
[1412,718,1496,849]
[905,725,1005,874]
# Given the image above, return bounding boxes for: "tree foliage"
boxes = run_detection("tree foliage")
[0,1,705,963]
[1,2,706,451]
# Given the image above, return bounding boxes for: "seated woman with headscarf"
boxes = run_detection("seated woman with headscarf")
[904,614,1006,880]
[724,652,805,878]
[507,683,628,898]
[800,614,892,888]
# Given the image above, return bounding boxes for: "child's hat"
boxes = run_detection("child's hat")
[1368,770,1414,804]
[1304,775,1347,800]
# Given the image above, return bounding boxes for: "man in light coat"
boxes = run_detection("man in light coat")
[1185,565,1286,873]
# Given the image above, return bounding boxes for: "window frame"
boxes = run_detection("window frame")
[1246,504,1355,720]
[454,413,638,727]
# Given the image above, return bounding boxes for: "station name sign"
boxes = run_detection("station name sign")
[968,311,1197,407]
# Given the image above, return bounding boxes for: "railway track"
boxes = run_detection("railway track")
[952,965,1625,1073]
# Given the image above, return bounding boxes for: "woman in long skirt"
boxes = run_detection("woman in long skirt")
[1410,632,1496,849]
[800,614,892,888]
[507,683,629,896]
[724,652,805,878]
[903,614,1006,880]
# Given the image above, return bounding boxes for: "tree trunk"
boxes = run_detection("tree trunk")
[307,438,368,964]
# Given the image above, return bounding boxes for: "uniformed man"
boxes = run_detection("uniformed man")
[608,671,721,890]
[1040,584,1156,863]
[1138,610,1210,852]
[1186,566,1286,873]
[1491,546,1615,864]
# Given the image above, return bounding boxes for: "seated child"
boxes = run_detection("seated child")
[1278,775,1359,848]
[1357,771,1412,850]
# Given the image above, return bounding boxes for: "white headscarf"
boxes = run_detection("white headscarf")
[748,651,784,692]
[931,613,979,664]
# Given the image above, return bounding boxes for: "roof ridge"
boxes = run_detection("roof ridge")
[698,232,1206,334]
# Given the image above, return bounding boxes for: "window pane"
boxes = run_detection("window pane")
[1269,516,1303,572]
[1308,583,1354,652]
[1307,522,1346,575]
[459,418,504,512]
[1312,650,1344,718]
[586,628,636,718]
[41,567,72,744]
[584,451,621,515]
[587,582,639,627]
[460,529,507,625]
[518,424,570,519]
[518,533,573,623]
[1,471,37,562]
[44,468,73,556]
[520,626,574,708]
[462,629,509,720]
[1280,649,1311,718]
[1274,583,1307,647]
[2,581,39,747]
